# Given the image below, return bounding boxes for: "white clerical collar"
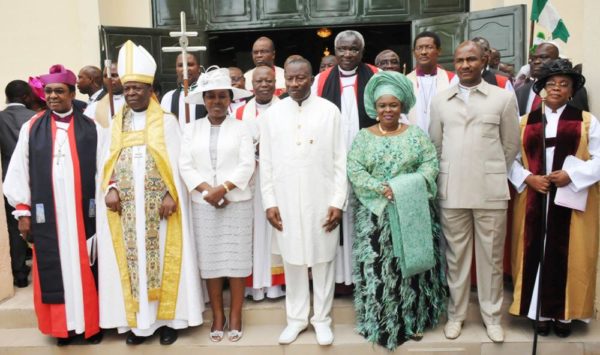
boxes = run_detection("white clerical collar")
[256,100,273,109]
[52,109,73,118]
[132,109,147,116]
[548,104,567,115]
[6,103,25,108]
[339,67,357,76]
[89,88,104,102]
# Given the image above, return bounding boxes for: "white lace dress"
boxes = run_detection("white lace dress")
[192,125,253,279]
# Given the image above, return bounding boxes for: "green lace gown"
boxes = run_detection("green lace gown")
[347,125,447,350]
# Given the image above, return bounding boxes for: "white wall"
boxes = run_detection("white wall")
[0,0,152,107]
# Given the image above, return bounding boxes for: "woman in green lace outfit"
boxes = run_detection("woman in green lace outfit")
[347,71,447,350]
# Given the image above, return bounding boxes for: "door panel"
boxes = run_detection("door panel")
[421,0,466,14]
[468,5,526,68]
[258,0,303,20]
[412,5,526,70]
[208,0,252,23]
[153,0,200,27]
[309,0,356,18]
[363,0,409,16]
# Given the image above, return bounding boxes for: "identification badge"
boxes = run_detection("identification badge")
[35,203,46,224]
[89,199,96,218]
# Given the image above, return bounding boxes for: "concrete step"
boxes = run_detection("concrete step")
[0,321,597,355]
[0,284,355,329]
[3,286,600,354]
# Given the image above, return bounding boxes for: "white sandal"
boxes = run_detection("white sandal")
[209,322,226,342]
[228,328,243,342]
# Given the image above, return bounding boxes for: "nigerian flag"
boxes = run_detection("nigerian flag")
[531,0,570,42]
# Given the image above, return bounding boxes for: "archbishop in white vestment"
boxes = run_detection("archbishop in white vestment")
[96,40,203,342]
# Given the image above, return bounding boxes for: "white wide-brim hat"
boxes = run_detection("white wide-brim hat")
[186,67,253,105]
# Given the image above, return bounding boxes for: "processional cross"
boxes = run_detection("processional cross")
[161,11,206,123]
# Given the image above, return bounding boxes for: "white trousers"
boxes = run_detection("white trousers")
[283,260,335,328]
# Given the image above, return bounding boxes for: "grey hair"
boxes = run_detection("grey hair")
[334,30,365,50]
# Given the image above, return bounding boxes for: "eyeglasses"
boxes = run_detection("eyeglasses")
[377,59,400,66]
[335,47,361,55]
[545,81,572,89]
[43,87,68,95]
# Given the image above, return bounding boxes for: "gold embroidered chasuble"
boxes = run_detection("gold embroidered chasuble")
[102,99,182,327]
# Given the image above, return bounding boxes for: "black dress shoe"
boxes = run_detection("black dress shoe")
[86,330,104,344]
[159,327,178,345]
[13,278,28,288]
[531,320,551,336]
[56,336,73,346]
[553,321,572,338]
[126,332,147,345]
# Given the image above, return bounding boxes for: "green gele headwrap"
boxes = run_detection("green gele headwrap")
[364,71,416,119]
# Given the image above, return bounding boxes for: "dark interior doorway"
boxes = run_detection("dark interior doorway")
[206,23,413,75]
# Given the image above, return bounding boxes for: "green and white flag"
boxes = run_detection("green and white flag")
[531,0,570,42]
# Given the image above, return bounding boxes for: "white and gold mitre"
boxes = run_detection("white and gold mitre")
[117,40,156,84]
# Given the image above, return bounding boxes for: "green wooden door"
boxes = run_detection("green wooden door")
[412,4,526,70]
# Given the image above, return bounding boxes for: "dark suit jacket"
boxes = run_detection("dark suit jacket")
[515,81,589,116]
[0,104,35,179]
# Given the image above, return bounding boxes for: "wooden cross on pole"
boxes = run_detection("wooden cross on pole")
[161,11,206,123]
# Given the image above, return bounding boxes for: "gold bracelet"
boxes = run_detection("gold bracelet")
[222,183,230,193]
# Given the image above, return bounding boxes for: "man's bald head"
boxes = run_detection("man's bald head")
[252,36,276,67]
[284,54,303,67]
[252,65,276,104]
[77,65,103,96]
[531,42,560,79]
[374,49,401,72]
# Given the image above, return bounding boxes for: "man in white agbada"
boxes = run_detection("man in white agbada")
[236,65,285,301]
[97,40,203,345]
[260,57,347,345]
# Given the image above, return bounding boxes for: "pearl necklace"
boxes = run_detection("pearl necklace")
[378,123,401,136]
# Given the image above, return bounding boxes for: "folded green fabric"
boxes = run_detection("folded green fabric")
[387,173,435,278]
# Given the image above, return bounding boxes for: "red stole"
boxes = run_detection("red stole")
[519,105,583,318]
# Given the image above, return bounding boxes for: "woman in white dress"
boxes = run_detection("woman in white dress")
[179,68,255,342]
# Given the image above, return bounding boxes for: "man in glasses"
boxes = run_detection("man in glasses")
[244,36,286,96]
[312,29,379,296]
[406,31,455,133]
[4,65,103,345]
[374,49,401,72]
[515,42,589,116]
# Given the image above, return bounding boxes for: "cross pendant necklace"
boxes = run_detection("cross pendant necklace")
[54,130,68,166]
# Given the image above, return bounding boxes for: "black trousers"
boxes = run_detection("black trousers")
[5,199,29,281]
